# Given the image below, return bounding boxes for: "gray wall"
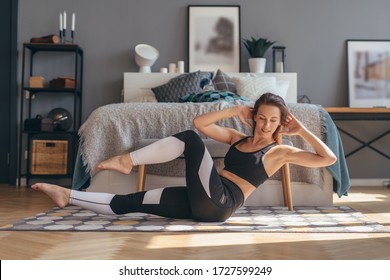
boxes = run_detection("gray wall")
[18,0,390,179]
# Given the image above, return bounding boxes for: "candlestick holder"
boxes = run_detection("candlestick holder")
[62,29,66,44]
[272,45,286,73]
[61,29,75,44]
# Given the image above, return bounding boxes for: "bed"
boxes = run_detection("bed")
[72,70,350,207]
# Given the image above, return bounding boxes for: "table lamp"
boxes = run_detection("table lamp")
[134,44,159,73]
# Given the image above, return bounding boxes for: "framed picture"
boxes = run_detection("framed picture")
[347,40,390,107]
[188,5,241,73]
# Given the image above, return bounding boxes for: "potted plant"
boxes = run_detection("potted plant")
[242,37,275,73]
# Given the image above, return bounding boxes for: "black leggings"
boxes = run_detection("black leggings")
[69,130,244,222]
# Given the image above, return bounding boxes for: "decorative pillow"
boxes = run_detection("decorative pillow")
[233,76,277,101]
[212,69,237,93]
[124,88,158,103]
[275,79,289,101]
[127,92,158,103]
[179,90,250,103]
[152,71,213,102]
[200,76,215,90]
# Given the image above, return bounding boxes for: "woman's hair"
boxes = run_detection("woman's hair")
[252,93,289,141]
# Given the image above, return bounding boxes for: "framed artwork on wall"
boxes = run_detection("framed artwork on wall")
[347,40,390,107]
[188,5,241,73]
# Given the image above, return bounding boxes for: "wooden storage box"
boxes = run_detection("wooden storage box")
[49,77,75,89]
[30,139,68,175]
[29,76,45,88]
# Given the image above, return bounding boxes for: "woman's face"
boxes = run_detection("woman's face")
[253,104,281,136]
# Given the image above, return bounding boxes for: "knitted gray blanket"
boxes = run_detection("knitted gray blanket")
[78,101,325,185]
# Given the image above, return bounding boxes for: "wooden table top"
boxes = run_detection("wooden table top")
[324,107,390,113]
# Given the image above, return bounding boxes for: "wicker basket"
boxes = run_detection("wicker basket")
[30,139,68,175]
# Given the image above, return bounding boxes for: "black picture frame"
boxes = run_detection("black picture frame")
[188,5,241,73]
[347,39,390,107]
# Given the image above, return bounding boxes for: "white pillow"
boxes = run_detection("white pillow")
[275,79,289,100]
[127,89,158,103]
[128,95,157,103]
[233,76,277,101]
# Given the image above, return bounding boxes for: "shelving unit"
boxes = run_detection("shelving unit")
[18,43,83,187]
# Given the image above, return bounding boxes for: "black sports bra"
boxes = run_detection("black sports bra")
[223,136,277,187]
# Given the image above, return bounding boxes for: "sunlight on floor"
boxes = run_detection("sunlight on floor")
[37,234,127,260]
[145,188,390,250]
[145,232,386,249]
[333,192,387,203]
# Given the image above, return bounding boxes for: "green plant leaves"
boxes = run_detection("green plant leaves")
[242,37,276,58]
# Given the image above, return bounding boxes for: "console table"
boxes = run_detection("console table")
[324,107,390,160]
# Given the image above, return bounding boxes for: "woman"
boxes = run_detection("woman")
[32,93,336,222]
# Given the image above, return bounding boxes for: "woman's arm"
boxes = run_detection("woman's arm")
[193,106,252,144]
[281,113,337,167]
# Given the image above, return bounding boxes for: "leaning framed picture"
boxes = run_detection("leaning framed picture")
[188,5,241,72]
[347,40,390,107]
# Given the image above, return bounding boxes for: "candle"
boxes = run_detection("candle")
[276,62,284,73]
[59,13,63,31]
[72,13,75,31]
[168,63,176,73]
[63,11,67,30]
[177,61,184,73]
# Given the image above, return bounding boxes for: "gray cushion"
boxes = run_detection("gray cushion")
[152,71,213,102]
[212,69,237,93]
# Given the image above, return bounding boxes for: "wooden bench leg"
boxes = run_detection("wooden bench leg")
[281,163,293,211]
[137,165,147,192]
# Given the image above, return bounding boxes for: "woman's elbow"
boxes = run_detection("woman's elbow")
[193,117,200,129]
[324,153,337,166]
[193,117,206,133]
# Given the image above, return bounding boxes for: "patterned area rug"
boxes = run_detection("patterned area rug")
[1,206,389,233]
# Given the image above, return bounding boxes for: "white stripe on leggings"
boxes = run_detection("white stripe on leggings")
[130,136,185,166]
[198,148,213,198]
[142,188,165,204]
[69,190,116,215]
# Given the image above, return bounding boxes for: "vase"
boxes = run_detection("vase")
[248,58,266,73]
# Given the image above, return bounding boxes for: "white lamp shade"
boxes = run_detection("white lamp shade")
[134,44,159,72]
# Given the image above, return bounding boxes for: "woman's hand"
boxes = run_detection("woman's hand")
[280,112,306,136]
[235,106,253,128]
[279,112,337,168]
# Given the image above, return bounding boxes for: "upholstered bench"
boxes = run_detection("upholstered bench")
[134,137,293,210]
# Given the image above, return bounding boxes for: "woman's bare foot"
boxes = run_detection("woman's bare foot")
[94,153,133,174]
[31,183,71,208]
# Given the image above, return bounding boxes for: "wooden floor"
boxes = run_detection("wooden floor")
[1,185,390,260]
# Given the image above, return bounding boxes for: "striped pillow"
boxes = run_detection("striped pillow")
[212,69,236,93]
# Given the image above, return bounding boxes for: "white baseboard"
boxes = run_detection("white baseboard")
[350,178,390,187]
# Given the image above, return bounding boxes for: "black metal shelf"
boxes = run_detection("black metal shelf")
[22,130,78,135]
[24,87,81,95]
[20,173,74,178]
[18,43,83,187]
[24,43,83,55]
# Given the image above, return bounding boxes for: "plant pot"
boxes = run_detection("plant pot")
[248,58,266,73]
